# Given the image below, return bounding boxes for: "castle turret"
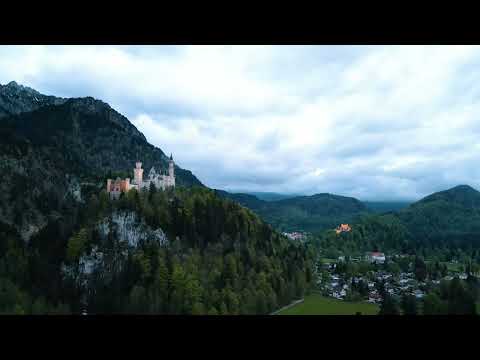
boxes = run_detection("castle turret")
[168,154,175,179]
[134,162,143,185]
[107,179,112,192]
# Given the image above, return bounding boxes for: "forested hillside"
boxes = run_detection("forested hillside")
[311,185,480,262]
[397,185,480,248]
[0,81,313,314]
[0,186,314,314]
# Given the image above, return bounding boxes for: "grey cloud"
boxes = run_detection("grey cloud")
[4,45,480,201]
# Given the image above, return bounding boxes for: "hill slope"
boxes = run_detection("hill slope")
[314,185,480,258]
[397,185,480,246]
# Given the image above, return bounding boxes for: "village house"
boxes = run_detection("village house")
[367,251,386,264]
[368,291,382,303]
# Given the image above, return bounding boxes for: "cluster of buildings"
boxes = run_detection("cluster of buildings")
[318,254,472,304]
[336,252,386,264]
[107,155,176,199]
[319,267,426,303]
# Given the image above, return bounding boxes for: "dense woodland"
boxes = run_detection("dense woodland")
[0,186,314,314]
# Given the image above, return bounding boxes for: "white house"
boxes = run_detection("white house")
[367,252,386,264]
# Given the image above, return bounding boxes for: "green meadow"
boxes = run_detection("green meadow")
[277,293,379,315]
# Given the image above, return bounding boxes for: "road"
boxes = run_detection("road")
[270,298,304,315]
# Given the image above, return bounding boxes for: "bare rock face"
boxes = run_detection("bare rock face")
[62,211,168,292]
[65,174,83,203]
[97,210,169,247]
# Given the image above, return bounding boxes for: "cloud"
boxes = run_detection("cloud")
[2,45,480,200]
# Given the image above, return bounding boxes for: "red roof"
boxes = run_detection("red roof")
[371,252,384,256]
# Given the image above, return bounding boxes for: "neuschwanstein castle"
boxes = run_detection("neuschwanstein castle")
[107,154,176,199]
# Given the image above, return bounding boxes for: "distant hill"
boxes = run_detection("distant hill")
[410,185,480,209]
[216,190,369,233]
[214,190,265,210]
[244,192,299,201]
[333,184,480,253]
[396,185,480,246]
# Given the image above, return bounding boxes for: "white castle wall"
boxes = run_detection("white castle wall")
[107,158,175,198]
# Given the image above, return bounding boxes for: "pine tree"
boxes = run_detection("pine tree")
[379,293,400,315]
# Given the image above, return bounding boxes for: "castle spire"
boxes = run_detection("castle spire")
[169,153,173,161]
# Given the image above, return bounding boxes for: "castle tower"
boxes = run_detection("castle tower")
[168,153,175,180]
[134,162,143,185]
[107,179,112,192]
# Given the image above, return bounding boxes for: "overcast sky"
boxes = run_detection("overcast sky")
[2,45,480,201]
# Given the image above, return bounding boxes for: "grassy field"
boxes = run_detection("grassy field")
[277,294,379,315]
[444,262,463,273]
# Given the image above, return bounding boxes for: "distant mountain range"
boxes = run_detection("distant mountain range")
[217,185,480,241]
[0,81,203,240]
[216,190,371,232]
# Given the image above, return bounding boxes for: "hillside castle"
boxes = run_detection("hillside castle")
[107,154,176,199]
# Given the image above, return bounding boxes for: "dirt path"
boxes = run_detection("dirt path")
[270,298,304,315]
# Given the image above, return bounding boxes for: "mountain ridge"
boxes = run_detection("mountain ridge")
[216,190,369,232]
[218,185,480,235]
[0,81,67,118]
[0,81,203,240]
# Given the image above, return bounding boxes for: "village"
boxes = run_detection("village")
[316,251,470,304]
